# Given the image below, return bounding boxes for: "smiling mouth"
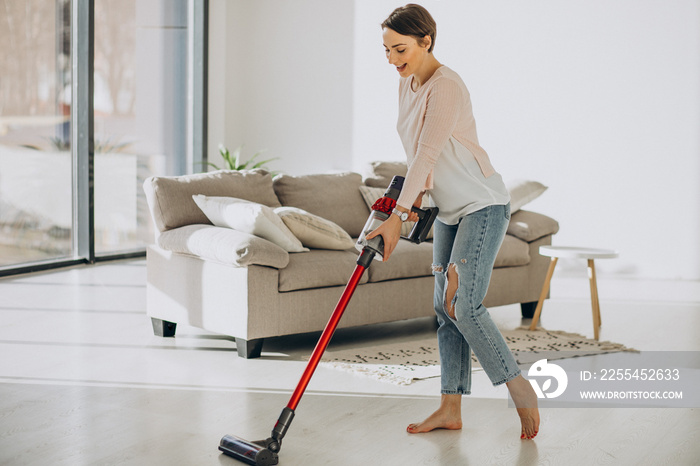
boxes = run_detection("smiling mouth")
[396,64,407,73]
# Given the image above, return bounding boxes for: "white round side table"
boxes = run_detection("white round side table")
[529,246,619,340]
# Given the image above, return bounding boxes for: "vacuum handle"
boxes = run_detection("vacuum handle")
[401,206,439,244]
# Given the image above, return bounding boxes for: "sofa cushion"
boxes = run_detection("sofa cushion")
[144,169,281,233]
[494,235,530,268]
[366,240,433,283]
[363,161,408,188]
[273,172,369,238]
[157,224,290,268]
[274,206,355,250]
[278,249,369,292]
[192,195,308,252]
[507,210,560,242]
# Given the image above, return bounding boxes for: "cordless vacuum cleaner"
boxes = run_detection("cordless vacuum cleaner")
[218,176,438,465]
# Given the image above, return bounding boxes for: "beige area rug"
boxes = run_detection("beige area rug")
[319,327,637,386]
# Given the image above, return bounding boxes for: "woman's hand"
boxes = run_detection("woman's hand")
[365,213,403,261]
[406,210,420,223]
[365,192,424,260]
[406,191,425,223]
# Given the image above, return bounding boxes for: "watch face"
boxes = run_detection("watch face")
[393,208,408,221]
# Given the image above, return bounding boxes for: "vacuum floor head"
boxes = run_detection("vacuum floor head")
[219,435,279,466]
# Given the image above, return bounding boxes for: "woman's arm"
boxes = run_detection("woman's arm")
[395,77,462,211]
[369,78,461,261]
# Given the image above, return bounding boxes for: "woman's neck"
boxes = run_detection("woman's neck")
[413,54,442,88]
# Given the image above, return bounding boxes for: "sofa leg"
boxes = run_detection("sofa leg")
[151,318,177,337]
[236,338,264,359]
[520,301,538,319]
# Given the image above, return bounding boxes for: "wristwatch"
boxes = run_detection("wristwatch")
[392,208,409,222]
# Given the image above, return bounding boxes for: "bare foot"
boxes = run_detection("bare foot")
[407,394,463,434]
[506,375,540,440]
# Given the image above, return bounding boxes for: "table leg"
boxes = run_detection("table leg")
[529,257,558,330]
[588,259,602,340]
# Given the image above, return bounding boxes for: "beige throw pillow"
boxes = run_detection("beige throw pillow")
[192,195,308,253]
[274,207,355,250]
[506,180,548,212]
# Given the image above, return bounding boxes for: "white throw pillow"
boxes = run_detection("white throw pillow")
[506,180,548,213]
[192,195,308,253]
[358,185,433,239]
[274,206,355,250]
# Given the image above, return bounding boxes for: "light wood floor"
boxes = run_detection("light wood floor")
[1,259,698,465]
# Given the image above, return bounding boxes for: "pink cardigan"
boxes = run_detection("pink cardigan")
[395,66,497,211]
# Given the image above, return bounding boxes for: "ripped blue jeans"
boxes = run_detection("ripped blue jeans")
[432,203,521,394]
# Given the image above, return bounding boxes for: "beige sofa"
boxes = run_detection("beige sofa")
[143,165,559,358]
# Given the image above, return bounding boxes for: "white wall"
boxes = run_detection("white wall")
[208,0,355,175]
[355,0,700,280]
[210,1,700,281]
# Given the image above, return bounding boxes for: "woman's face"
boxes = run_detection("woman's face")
[382,28,430,78]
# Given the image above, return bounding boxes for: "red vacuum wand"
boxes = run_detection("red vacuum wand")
[287,250,373,411]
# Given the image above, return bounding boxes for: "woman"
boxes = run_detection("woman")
[366,4,540,440]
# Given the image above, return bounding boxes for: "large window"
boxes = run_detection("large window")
[93,0,188,255]
[0,0,204,273]
[0,1,73,266]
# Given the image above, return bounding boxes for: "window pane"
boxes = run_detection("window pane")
[93,0,188,255]
[0,0,73,267]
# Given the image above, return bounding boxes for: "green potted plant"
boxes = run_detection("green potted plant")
[204,143,279,174]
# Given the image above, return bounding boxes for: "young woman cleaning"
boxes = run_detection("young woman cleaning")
[366,4,540,440]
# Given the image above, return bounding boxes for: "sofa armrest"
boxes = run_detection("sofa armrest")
[157,224,289,268]
[507,210,559,243]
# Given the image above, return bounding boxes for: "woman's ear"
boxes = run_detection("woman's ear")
[421,35,432,51]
